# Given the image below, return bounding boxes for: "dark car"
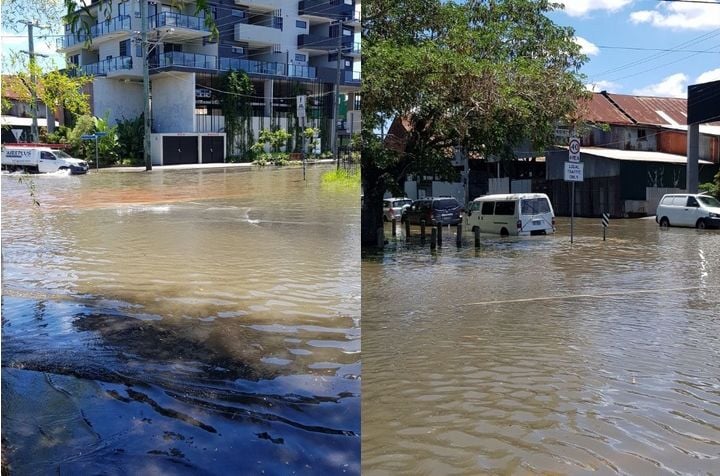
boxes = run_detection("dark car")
[401,197,464,226]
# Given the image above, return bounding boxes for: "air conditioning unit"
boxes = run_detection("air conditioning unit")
[231,46,245,55]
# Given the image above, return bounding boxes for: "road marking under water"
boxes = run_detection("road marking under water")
[463,285,720,306]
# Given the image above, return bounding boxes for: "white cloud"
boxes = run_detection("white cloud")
[696,68,720,84]
[632,73,689,98]
[575,36,599,56]
[585,80,621,92]
[562,0,634,17]
[630,1,720,30]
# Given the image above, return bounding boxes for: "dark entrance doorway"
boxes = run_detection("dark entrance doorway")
[162,136,198,165]
[202,136,225,163]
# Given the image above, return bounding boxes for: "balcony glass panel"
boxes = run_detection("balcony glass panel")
[71,56,133,76]
[90,15,131,38]
[150,12,209,32]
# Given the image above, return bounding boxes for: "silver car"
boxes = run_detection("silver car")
[383,197,413,222]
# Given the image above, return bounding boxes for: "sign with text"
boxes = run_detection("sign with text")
[297,95,306,118]
[568,137,581,162]
[564,162,584,182]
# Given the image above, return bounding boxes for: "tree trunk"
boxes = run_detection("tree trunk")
[361,162,386,248]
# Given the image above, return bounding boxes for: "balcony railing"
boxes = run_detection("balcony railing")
[298,33,353,50]
[56,31,88,50]
[150,12,209,32]
[299,0,354,19]
[151,52,317,80]
[90,15,131,38]
[68,56,133,77]
[348,42,361,54]
[154,51,218,69]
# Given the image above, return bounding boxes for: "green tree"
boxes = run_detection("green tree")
[115,115,145,166]
[216,69,255,158]
[361,0,588,246]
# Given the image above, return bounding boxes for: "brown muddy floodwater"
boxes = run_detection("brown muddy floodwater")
[363,218,720,475]
[1,165,359,475]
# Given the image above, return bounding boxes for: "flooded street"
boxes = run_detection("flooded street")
[1,166,360,474]
[363,218,720,474]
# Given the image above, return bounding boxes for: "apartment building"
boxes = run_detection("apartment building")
[57,0,361,164]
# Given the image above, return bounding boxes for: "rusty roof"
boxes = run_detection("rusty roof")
[606,93,689,127]
[579,93,634,125]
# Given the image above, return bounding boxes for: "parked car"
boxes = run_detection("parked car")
[655,193,720,229]
[465,193,556,236]
[401,197,464,226]
[383,197,413,222]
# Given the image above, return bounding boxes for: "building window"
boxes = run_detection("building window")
[119,39,129,57]
[328,52,338,62]
[638,128,647,141]
[295,53,307,62]
[344,59,352,67]
[296,20,307,29]
[231,9,245,18]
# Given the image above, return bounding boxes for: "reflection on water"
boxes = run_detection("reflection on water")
[363,218,720,474]
[1,167,360,474]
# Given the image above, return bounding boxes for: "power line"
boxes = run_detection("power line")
[596,45,720,53]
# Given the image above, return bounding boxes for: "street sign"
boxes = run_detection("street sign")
[81,134,96,140]
[297,95,306,118]
[564,162,583,182]
[601,213,610,228]
[568,137,581,162]
[11,129,23,141]
[95,132,108,137]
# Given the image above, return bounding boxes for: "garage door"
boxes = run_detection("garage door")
[162,136,198,165]
[202,136,225,163]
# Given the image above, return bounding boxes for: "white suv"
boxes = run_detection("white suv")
[655,193,720,229]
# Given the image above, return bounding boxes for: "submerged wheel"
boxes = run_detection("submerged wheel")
[500,227,509,237]
[696,219,707,229]
[659,217,670,228]
[472,226,479,234]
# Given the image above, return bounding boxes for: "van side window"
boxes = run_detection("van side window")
[481,202,494,215]
[41,151,56,160]
[495,201,515,216]
[686,197,699,207]
[672,197,685,206]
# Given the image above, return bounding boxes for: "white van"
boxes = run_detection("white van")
[465,193,555,236]
[655,193,720,229]
[1,146,89,174]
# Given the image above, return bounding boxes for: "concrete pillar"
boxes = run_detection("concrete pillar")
[264,79,273,117]
[687,122,700,193]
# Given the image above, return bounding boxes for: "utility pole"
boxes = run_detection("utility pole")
[21,20,45,143]
[141,0,152,170]
[331,19,343,170]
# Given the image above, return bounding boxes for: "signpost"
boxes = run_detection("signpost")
[601,212,610,241]
[81,132,108,170]
[297,95,307,181]
[564,137,583,243]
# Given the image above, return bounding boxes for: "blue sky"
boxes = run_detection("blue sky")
[552,0,720,97]
[1,0,718,97]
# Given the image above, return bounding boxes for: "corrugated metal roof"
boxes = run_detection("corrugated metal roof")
[572,146,713,164]
[607,93,688,127]
[580,93,634,125]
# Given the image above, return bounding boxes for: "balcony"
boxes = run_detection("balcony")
[234,23,280,46]
[90,15,131,42]
[68,56,133,77]
[219,57,316,79]
[57,15,131,51]
[299,0,353,20]
[153,51,218,70]
[149,52,317,80]
[298,34,352,52]
[347,41,361,56]
[149,12,210,41]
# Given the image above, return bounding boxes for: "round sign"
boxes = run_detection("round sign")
[569,138,580,154]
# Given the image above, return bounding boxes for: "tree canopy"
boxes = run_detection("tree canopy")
[361,0,589,246]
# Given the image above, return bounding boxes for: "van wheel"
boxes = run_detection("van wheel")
[696,219,707,229]
[659,217,670,228]
[500,228,509,237]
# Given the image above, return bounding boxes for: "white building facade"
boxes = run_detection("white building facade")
[58,0,361,163]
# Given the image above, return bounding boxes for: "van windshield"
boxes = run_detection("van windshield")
[698,195,720,208]
[52,150,72,159]
[433,199,459,210]
[521,198,551,215]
